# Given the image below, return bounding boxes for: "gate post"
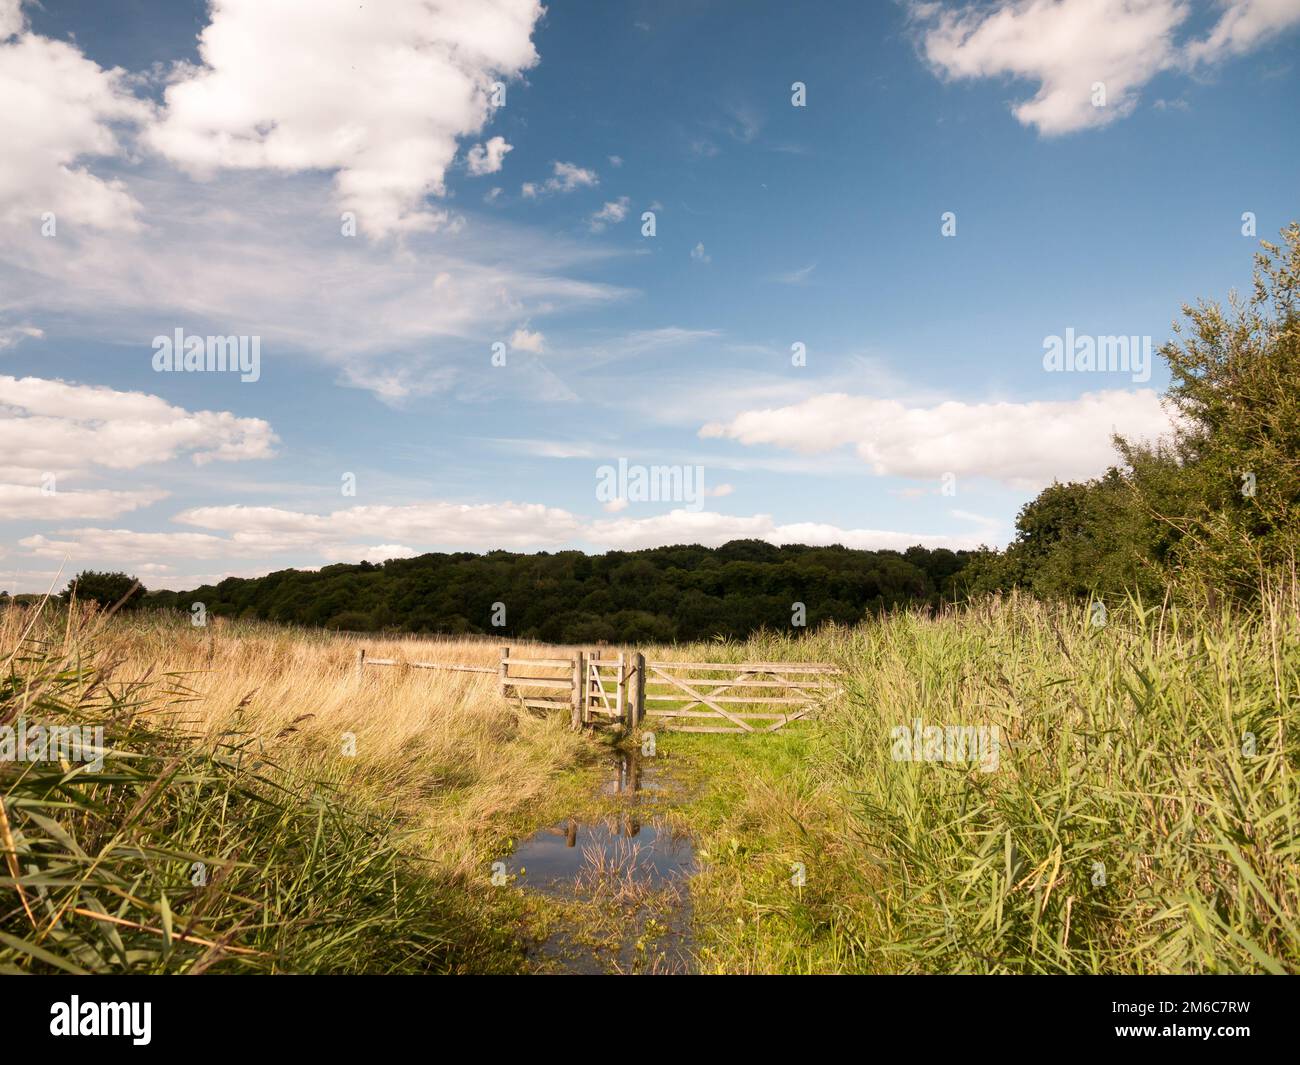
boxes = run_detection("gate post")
[356,647,365,683]
[499,645,509,698]
[631,652,646,729]
[616,652,627,728]
[571,650,585,730]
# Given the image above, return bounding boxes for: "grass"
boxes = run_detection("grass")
[3,582,1297,974]
[658,585,1300,973]
[0,604,597,973]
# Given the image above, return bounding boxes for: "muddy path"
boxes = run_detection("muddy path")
[509,746,699,974]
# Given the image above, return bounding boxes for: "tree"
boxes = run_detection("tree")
[62,571,146,610]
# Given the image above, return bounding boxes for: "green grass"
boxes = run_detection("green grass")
[7,584,1296,974]
[652,587,1300,973]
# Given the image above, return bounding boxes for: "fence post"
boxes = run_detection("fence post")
[631,651,646,729]
[499,645,509,698]
[616,652,627,728]
[571,651,586,730]
[356,647,365,682]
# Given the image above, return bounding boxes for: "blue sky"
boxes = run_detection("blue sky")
[1,0,1298,592]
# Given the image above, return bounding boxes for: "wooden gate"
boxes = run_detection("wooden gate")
[498,647,578,722]
[584,652,626,725]
[642,660,840,733]
[362,644,839,736]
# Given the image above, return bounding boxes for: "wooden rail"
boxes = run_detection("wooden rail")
[357,646,839,736]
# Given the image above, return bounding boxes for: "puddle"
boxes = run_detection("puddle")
[513,747,697,973]
[599,745,669,799]
[510,818,694,894]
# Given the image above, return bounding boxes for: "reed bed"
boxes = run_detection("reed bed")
[0,604,589,973]
[676,587,1299,973]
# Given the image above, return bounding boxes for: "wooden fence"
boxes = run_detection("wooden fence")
[358,646,840,735]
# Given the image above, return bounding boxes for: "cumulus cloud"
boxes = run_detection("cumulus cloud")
[0,1,152,229]
[589,196,630,231]
[175,500,585,552]
[0,484,166,521]
[0,0,21,39]
[0,375,279,477]
[690,242,710,263]
[521,160,599,198]
[147,0,544,237]
[912,0,1300,135]
[20,528,237,561]
[465,135,513,176]
[509,326,546,353]
[700,389,1174,490]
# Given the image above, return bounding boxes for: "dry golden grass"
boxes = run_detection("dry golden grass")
[2,605,594,878]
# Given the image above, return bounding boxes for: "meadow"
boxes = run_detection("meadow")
[2,581,1297,974]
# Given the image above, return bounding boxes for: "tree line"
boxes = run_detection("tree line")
[136,541,973,642]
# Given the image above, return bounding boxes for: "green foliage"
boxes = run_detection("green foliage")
[975,471,1164,601]
[147,542,975,640]
[814,591,1300,973]
[664,591,1300,974]
[61,571,146,610]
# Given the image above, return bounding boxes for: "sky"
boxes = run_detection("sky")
[1,0,1298,594]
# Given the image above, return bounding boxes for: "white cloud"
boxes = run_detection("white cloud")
[589,196,630,231]
[20,528,237,560]
[319,543,420,563]
[775,264,816,285]
[1185,0,1300,64]
[0,484,166,520]
[466,135,513,176]
[608,154,623,167]
[0,170,629,402]
[0,375,278,478]
[0,5,152,229]
[690,242,711,263]
[0,323,41,349]
[0,0,22,39]
[509,326,546,353]
[700,389,1174,490]
[147,0,544,238]
[168,500,586,555]
[586,508,999,551]
[913,0,1300,135]
[915,0,1186,134]
[22,498,997,575]
[486,438,600,459]
[521,160,599,197]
